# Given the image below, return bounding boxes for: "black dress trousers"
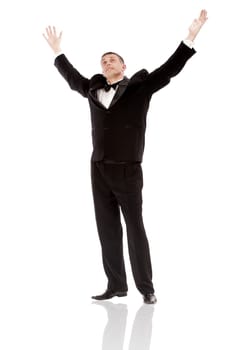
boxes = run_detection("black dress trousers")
[91,161,154,294]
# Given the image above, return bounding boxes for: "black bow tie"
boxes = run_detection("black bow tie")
[104,82,119,92]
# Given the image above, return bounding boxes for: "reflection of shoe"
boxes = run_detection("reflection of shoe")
[91,290,128,300]
[143,293,157,304]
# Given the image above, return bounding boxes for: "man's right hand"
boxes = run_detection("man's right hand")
[43,26,63,55]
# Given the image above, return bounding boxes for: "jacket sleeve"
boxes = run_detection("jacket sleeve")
[145,41,196,95]
[54,54,90,98]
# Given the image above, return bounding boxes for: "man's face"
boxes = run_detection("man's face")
[101,54,126,81]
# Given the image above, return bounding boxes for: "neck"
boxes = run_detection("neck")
[107,74,124,85]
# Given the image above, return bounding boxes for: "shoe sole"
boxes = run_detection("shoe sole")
[144,300,157,304]
[92,291,127,300]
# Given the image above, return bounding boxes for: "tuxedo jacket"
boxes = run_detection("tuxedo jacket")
[54,42,196,162]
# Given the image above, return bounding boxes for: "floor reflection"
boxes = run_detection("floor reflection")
[92,301,154,350]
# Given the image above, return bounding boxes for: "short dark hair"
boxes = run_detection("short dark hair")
[101,52,125,64]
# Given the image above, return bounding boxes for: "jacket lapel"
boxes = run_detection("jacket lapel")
[109,77,129,108]
[89,74,106,106]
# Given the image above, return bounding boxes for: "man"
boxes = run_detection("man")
[43,9,208,304]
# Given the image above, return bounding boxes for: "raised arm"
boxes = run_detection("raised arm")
[43,26,90,97]
[145,9,208,95]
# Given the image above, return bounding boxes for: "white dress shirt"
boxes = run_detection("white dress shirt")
[97,82,122,109]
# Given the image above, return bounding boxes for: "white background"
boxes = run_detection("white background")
[0,0,233,349]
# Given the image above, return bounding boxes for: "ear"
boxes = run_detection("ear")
[122,64,126,72]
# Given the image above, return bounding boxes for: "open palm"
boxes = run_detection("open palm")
[43,26,63,54]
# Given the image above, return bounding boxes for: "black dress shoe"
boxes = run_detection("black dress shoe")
[143,293,157,304]
[92,290,127,300]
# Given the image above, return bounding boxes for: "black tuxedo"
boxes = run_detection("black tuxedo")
[54,42,196,294]
[55,42,195,162]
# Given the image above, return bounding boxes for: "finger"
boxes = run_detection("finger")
[204,10,208,21]
[58,31,63,39]
[42,33,49,42]
[48,25,53,36]
[46,27,50,37]
[200,9,208,22]
[53,26,57,36]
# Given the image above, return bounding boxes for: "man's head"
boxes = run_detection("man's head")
[101,52,126,83]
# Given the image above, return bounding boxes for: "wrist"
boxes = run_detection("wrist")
[53,47,62,55]
[183,38,194,49]
[54,50,62,56]
[186,33,196,42]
